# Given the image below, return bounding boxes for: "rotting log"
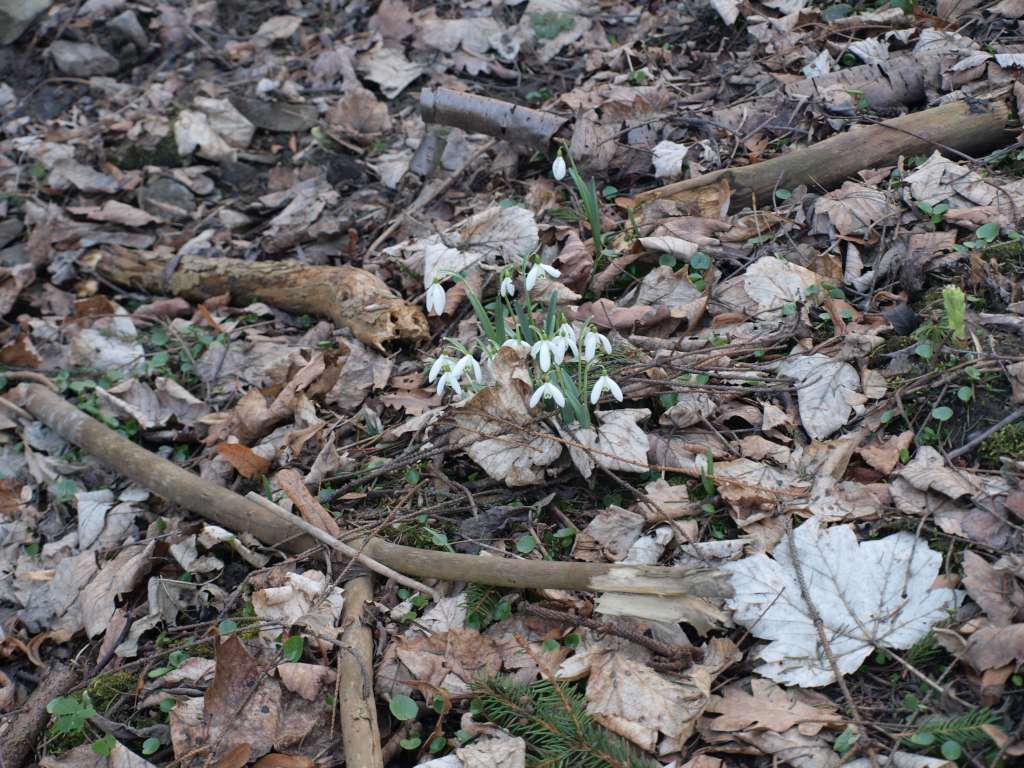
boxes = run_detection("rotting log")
[12,383,731,599]
[632,96,1014,214]
[85,248,428,350]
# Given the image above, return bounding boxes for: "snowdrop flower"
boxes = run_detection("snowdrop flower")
[552,154,567,181]
[499,275,516,299]
[501,338,531,354]
[590,374,623,405]
[530,381,566,408]
[557,323,579,357]
[425,281,446,316]
[436,371,463,398]
[453,354,482,383]
[428,354,454,383]
[531,336,567,372]
[583,330,611,361]
[525,262,561,291]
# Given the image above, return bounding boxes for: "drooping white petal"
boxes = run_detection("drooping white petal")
[540,263,561,280]
[531,382,565,408]
[428,355,451,383]
[551,336,568,366]
[525,263,541,291]
[552,155,567,181]
[531,339,552,372]
[454,354,482,383]
[499,276,516,298]
[590,378,603,405]
[425,282,446,316]
[605,376,623,402]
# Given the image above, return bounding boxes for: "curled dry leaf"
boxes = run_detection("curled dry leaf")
[705,677,844,736]
[724,517,961,686]
[585,638,740,754]
[452,347,562,486]
[777,354,861,440]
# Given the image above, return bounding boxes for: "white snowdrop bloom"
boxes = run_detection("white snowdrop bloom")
[557,323,579,357]
[428,355,454,383]
[590,374,623,405]
[525,262,561,291]
[583,330,612,361]
[499,275,516,298]
[436,371,463,398]
[501,339,531,353]
[453,354,482,383]
[530,338,559,372]
[425,281,446,316]
[552,155,567,181]
[530,381,566,408]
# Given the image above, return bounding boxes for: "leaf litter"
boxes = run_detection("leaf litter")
[1,1,1024,767]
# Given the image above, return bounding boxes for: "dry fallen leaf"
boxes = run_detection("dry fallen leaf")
[724,517,961,686]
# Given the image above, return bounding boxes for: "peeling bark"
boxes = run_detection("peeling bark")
[88,249,428,350]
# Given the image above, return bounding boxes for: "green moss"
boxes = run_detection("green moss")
[111,133,181,171]
[980,241,1024,274]
[86,670,137,712]
[978,421,1024,463]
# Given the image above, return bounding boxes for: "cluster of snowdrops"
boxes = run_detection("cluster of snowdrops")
[424,255,622,429]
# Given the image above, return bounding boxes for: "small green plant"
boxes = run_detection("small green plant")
[473,676,657,768]
[917,200,949,224]
[942,286,967,341]
[905,707,997,762]
[464,583,513,630]
[48,696,96,735]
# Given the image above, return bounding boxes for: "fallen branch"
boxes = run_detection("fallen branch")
[85,249,428,350]
[274,469,382,768]
[13,383,731,599]
[337,575,383,768]
[632,96,1013,213]
[420,87,567,150]
[1,661,80,768]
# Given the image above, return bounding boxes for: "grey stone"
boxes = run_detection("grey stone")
[108,10,147,49]
[49,40,119,76]
[0,0,52,45]
[137,176,196,221]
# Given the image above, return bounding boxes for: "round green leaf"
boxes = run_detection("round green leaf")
[159,698,177,713]
[168,650,188,668]
[400,736,422,750]
[142,738,161,756]
[217,620,238,635]
[774,188,793,200]
[940,740,961,760]
[48,697,82,716]
[430,530,449,547]
[932,406,953,422]
[914,342,933,360]
[957,385,973,402]
[389,694,419,722]
[910,731,936,746]
[91,735,116,757]
[542,638,559,652]
[429,735,447,754]
[282,635,304,662]
[690,252,712,270]
[879,409,894,424]
[976,222,999,242]
[515,534,537,554]
[658,253,677,268]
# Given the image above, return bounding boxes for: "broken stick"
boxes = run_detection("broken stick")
[13,383,731,599]
[420,87,567,151]
[86,249,428,350]
[632,96,1014,213]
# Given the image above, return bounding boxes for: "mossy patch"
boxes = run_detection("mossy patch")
[978,420,1024,464]
[111,133,181,171]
